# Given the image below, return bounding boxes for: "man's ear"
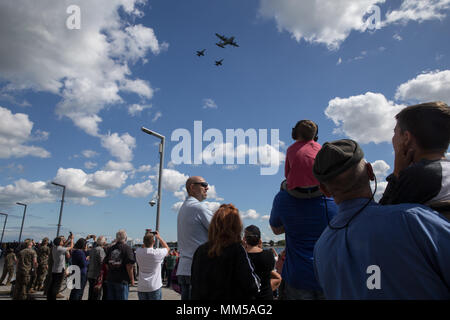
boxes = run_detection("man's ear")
[402,130,415,150]
[366,162,375,181]
[319,183,332,197]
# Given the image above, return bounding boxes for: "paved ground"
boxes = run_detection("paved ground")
[0,256,180,300]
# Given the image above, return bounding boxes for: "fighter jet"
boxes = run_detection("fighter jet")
[196,49,206,56]
[215,59,224,66]
[215,33,239,47]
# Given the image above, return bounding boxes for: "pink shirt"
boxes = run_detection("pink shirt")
[285,140,321,190]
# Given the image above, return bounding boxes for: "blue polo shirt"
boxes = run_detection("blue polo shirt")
[270,190,337,290]
[314,198,450,299]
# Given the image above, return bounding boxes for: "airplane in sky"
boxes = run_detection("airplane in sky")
[215,59,223,66]
[215,33,239,47]
[196,49,206,56]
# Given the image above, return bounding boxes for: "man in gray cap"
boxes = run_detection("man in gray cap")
[312,139,450,299]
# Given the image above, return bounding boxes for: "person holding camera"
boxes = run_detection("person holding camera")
[47,233,74,300]
[135,230,169,300]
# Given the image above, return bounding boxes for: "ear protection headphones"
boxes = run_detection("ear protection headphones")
[292,120,319,141]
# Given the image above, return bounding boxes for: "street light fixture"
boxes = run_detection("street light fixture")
[51,181,66,237]
[0,212,8,246]
[141,126,165,246]
[16,202,27,243]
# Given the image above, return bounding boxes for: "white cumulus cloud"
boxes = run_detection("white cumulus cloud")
[371,160,391,179]
[0,179,54,206]
[258,0,450,49]
[395,70,450,103]
[241,209,261,220]
[101,132,136,162]
[53,167,127,200]
[0,106,51,159]
[122,180,153,198]
[104,160,134,172]
[258,0,385,49]
[0,0,166,162]
[325,92,405,144]
[384,0,450,25]
[203,201,222,213]
[160,169,189,193]
[128,103,152,116]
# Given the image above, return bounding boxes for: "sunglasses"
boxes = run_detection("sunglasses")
[193,182,208,188]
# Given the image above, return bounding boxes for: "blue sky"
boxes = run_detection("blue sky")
[0,0,449,243]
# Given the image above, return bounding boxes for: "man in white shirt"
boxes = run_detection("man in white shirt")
[176,176,213,300]
[135,231,169,300]
[47,234,73,300]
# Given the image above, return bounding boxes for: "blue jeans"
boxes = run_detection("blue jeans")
[138,288,162,300]
[106,282,129,300]
[178,275,191,300]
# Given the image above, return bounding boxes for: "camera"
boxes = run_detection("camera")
[149,200,156,207]
[145,229,157,235]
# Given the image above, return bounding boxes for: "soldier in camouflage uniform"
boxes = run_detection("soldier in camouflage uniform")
[0,248,16,285]
[33,237,50,291]
[27,240,38,294]
[12,239,37,300]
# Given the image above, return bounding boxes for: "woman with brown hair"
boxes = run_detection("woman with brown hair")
[191,204,260,300]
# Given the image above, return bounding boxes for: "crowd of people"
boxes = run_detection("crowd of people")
[1,101,449,300]
[0,231,181,300]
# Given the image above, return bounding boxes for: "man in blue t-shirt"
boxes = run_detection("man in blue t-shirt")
[313,139,450,299]
[270,184,337,299]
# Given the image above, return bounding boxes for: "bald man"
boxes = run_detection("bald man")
[176,176,213,300]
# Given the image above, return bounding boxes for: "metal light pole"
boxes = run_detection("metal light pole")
[141,127,165,247]
[0,212,7,246]
[51,182,66,237]
[16,202,27,243]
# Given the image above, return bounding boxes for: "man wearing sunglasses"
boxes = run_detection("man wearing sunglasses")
[176,176,213,300]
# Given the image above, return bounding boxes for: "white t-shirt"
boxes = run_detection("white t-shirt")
[135,247,168,292]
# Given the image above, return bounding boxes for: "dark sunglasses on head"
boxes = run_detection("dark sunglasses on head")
[193,182,208,188]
